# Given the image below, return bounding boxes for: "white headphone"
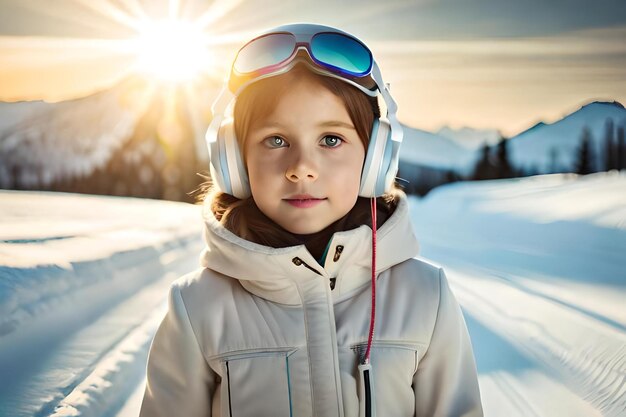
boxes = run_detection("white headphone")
[205,54,403,199]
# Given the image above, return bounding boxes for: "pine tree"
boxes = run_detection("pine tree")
[549,147,560,173]
[445,169,460,183]
[495,136,515,178]
[576,126,594,175]
[617,125,625,170]
[604,118,615,171]
[472,144,497,180]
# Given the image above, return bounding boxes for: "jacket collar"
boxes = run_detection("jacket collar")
[199,192,420,305]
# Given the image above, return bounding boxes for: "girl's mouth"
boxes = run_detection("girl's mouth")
[284,198,326,208]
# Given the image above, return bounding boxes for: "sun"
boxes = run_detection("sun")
[133,18,213,82]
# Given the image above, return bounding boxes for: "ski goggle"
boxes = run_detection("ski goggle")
[228,28,378,97]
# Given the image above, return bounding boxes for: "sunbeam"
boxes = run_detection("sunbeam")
[0,35,136,100]
[116,0,151,21]
[194,0,248,31]
[168,0,180,19]
[68,0,142,31]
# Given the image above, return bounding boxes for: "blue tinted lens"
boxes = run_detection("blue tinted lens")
[311,33,372,75]
[234,33,296,74]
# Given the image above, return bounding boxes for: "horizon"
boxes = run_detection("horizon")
[4,85,621,140]
[1,0,625,137]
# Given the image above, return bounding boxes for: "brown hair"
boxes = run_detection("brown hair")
[194,63,403,259]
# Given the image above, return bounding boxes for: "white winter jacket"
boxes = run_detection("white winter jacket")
[139,192,483,416]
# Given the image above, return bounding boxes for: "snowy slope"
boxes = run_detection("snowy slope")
[0,101,49,132]
[409,171,626,417]
[1,172,625,416]
[0,191,204,417]
[436,125,502,150]
[508,101,626,174]
[399,124,480,175]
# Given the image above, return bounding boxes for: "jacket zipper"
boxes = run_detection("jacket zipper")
[293,254,345,415]
[292,256,340,291]
[358,363,375,417]
[364,367,372,417]
[226,360,233,417]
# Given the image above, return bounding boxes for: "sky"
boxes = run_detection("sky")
[0,0,625,136]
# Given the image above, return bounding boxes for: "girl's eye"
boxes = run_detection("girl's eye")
[322,135,344,148]
[264,136,287,148]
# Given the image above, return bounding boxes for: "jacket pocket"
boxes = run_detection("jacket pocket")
[219,348,296,417]
[349,342,422,417]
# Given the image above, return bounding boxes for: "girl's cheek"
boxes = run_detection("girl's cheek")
[248,144,275,160]
[326,150,350,161]
[249,153,286,177]
[255,152,283,167]
[321,149,358,166]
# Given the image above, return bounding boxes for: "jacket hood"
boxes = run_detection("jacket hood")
[199,192,420,305]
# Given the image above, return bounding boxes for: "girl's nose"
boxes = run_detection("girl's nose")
[285,150,318,182]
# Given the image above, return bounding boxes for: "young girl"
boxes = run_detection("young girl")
[140,23,482,417]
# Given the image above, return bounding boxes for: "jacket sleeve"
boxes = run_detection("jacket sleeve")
[412,268,483,417]
[139,283,217,417]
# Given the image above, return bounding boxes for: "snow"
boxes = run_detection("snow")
[0,191,204,417]
[400,124,480,175]
[1,171,625,416]
[0,79,152,188]
[49,302,165,417]
[436,125,502,150]
[0,101,49,132]
[409,170,626,416]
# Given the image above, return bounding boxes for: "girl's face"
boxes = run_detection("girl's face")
[244,77,366,235]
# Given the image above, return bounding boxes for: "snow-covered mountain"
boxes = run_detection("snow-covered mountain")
[508,101,626,174]
[0,101,49,132]
[399,124,480,176]
[436,125,502,150]
[0,78,148,188]
[0,76,216,201]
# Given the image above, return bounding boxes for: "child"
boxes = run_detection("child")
[140,23,482,417]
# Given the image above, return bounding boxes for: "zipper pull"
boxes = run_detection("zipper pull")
[358,362,375,417]
[333,245,344,262]
[292,257,322,276]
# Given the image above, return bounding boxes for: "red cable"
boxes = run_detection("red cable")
[364,197,377,364]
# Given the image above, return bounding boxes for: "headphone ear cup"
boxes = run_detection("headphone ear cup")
[212,118,251,199]
[359,118,393,197]
[208,119,229,196]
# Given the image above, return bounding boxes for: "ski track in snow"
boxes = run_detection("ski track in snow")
[448,267,625,416]
[410,171,626,417]
[0,191,204,417]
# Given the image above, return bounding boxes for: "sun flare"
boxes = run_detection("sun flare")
[133,19,213,82]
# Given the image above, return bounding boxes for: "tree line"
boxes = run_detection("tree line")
[471,117,626,181]
[399,117,626,196]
